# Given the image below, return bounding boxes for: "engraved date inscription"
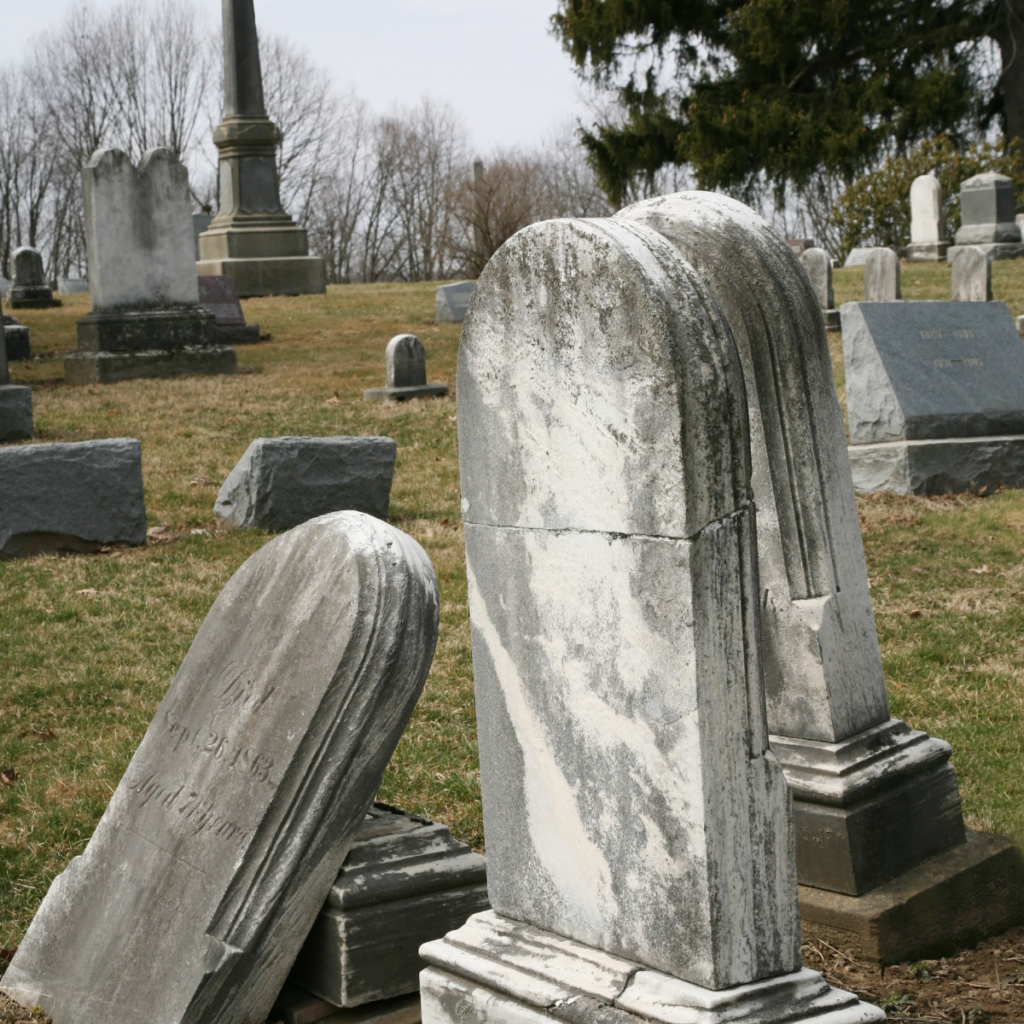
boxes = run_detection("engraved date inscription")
[932,356,984,368]
[165,713,277,788]
[127,772,253,847]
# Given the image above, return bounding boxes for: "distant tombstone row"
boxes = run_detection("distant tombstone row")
[364,334,449,402]
[67,148,236,385]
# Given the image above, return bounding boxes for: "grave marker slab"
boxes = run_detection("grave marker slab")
[3,314,31,361]
[1,510,439,1024]
[9,247,58,309]
[863,248,901,301]
[906,174,948,262]
[435,282,474,323]
[364,335,449,402]
[0,335,32,442]
[949,172,1024,261]
[950,246,992,302]
[799,247,839,329]
[198,275,261,345]
[843,300,1024,493]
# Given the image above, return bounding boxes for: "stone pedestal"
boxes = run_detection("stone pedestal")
[0,385,33,442]
[906,241,948,262]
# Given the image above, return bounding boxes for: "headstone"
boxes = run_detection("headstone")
[787,237,814,256]
[950,246,992,301]
[3,314,31,361]
[58,277,90,294]
[66,148,236,385]
[0,337,33,443]
[198,274,261,344]
[364,335,449,402]
[799,247,839,329]
[949,172,1024,261]
[843,247,873,267]
[215,436,397,530]
[435,282,475,323]
[287,804,488,1007]
[421,214,882,1024]
[863,247,901,301]
[843,300,1024,494]
[0,439,144,556]
[907,174,949,262]
[1,510,439,1024]
[8,247,58,309]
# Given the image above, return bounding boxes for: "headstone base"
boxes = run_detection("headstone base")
[824,309,840,331]
[363,385,449,403]
[0,385,33,442]
[196,256,327,297]
[9,286,59,309]
[947,242,1024,262]
[214,323,262,345]
[76,306,216,352]
[905,241,949,262]
[848,435,1024,494]
[65,345,237,384]
[5,325,31,361]
[420,912,884,1024]
[772,719,965,894]
[799,830,1024,965]
[273,988,421,1024]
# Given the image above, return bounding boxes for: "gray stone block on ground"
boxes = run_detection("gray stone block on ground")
[289,804,488,1007]
[216,436,397,530]
[0,439,144,557]
[364,334,449,402]
[951,246,992,302]
[863,247,901,301]
[9,247,58,309]
[1,511,439,1024]
[435,281,475,323]
[0,386,33,443]
[955,172,1021,245]
[64,345,236,385]
[198,274,261,345]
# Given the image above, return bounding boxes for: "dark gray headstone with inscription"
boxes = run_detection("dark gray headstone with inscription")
[1,511,439,1024]
[842,301,1024,493]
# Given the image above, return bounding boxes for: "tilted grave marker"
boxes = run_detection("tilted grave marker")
[198,275,261,345]
[1,511,439,1024]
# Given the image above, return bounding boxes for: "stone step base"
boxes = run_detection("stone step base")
[197,256,326,297]
[65,346,237,385]
[848,434,1024,495]
[364,385,450,403]
[799,830,1024,965]
[0,385,33,442]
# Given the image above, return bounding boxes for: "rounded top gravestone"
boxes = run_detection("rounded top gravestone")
[910,174,944,245]
[12,247,46,287]
[385,334,427,389]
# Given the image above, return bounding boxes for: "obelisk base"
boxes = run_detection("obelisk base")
[197,255,326,298]
[420,912,884,1024]
[65,346,237,385]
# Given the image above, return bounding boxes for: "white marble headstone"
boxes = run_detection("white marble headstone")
[910,175,943,244]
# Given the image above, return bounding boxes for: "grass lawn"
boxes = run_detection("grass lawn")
[1,264,1023,951]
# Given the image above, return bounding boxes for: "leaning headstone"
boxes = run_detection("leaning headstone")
[843,301,1024,495]
[215,436,397,530]
[0,337,33,443]
[843,247,873,267]
[8,247,58,309]
[949,172,1024,261]
[421,214,882,1023]
[287,804,488,1008]
[435,281,475,323]
[197,275,261,345]
[951,246,992,301]
[3,314,31,361]
[863,247,901,301]
[0,439,144,555]
[799,247,840,329]
[364,335,449,402]
[906,174,949,262]
[1,510,439,1024]
[66,148,236,385]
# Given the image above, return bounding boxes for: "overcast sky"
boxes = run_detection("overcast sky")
[7,0,595,151]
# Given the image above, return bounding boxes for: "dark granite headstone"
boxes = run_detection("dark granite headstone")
[198,275,261,344]
[845,301,1024,444]
[3,314,31,361]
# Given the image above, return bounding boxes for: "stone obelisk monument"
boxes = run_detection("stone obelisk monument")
[197,0,326,297]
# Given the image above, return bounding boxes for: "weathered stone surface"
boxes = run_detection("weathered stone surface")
[459,215,800,988]
[4,315,32,361]
[435,282,475,323]
[843,248,873,267]
[83,148,199,310]
[289,804,488,1007]
[363,335,449,402]
[799,831,1024,965]
[950,246,991,301]
[65,345,236,385]
[1,510,439,1024]
[906,174,949,262]
[799,247,834,311]
[863,248,901,301]
[0,439,145,557]
[842,301,1024,444]
[75,307,217,353]
[9,247,58,309]
[954,172,1021,245]
[198,275,261,345]
[0,386,33,443]
[216,436,397,531]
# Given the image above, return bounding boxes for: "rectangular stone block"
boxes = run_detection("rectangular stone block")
[1,512,440,1024]
[65,345,237,385]
[75,308,216,353]
[435,282,474,323]
[0,385,33,443]
[0,438,145,557]
[216,436,397,531]
[289,805,488,1008]
[196,256,327,297]
[5,324,32,361]
[198,275,262,344]
[842,301,1024,444]
[274,989,421,1024]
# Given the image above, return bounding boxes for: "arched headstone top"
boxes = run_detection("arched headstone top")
[385,334,427,389]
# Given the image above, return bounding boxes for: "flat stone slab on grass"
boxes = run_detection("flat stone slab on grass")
[216,436,397,531]
[0,439,144,557]
[1,511,439,1024]
[435,281,475,323]
[0,386,33,443]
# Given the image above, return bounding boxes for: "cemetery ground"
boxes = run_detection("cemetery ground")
[1,265,1024,1021]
